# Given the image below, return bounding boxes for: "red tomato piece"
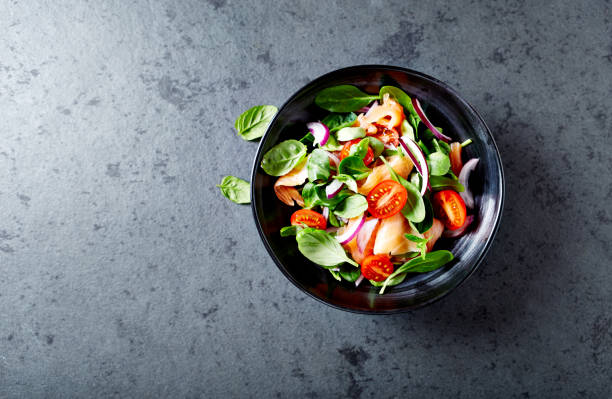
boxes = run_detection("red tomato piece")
[290,209,327,230]
[366,180,408,219]
[361,254,394,282]
[432,190,467,230]
[340,139,374,165]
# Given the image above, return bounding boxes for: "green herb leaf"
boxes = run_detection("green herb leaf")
[235,105,278,140]
[217,176,250,204]
[328,210,342,227]
[315,85,380,112]
[412,196,434,234]
[307,149,331,182]
[261,139,307,176]
[379,250,454,293]
[348,138,370,160]
[405,234,429,259]
[320,134,343,151]
[329,269,342,281]
[339,266,361,282]
[302,182,351,209]
[429,176,465,192]
[379,156,425,223]
[427,151,451,176]
[334,195,368,219]
[438,140,451,155]
[296,228,358,267]
[368,136,385,158]
[338,156,371,181]
[333,174,358,193]
[369,273,407,288]
[280,225,304,237]
[321,112,357,132]
[401,119,415,140]
[337,127,366,141]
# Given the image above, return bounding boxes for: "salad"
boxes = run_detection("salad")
[220,85,479,294]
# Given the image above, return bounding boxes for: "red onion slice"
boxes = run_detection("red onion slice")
[442,215,474,238]
[399,136,430,196]
[356,218,379,253]
[307,121,330,146]
[336,213,366,245]
[411,98,452,142]
[355,274,364,287]
[321,206,329,221]
[325,179,344,199]
[321,149,340,167]
[458,158,479,208]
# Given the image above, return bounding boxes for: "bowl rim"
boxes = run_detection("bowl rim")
[250,64,505,314]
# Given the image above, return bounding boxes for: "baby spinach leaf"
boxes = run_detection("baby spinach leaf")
[412,196,434,233]
[368,136,385,158]
[321,134,343,151]
[379,250,454,293]
[348,138,370,160]
[401,119,415,140]
[329,269,342,281]
[427,151,451,176]
[307,149,331,182]
[333,174,358,193]
[217,176,250,204]
[339,266,361,282]
[337,127,366,141]
[405,234,429,259]
[334,195,368,219]
[438,140,451,154]
[299,132,314,144]
[235,105,278,140]
[301,182,319,209]
[261,139,307,176]
[328,210,342,227]
[379,157,425,223]
[315,85,380,112]
[280,225,304,237]
[321,112,357,132]
[296,228,358,267]
[429,176,465,192]
[338,156,371,181]
[369,273,407,288]
[302,182,351,209]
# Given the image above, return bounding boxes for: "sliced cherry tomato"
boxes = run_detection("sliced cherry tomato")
[340,139,374,165]
[366,180,407,219]
[361,254,394,282]
[432,190,466,230]
[449,142,463,176]
[290,209,327,230]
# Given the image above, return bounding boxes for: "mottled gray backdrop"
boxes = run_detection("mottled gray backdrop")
[1,1,611,398]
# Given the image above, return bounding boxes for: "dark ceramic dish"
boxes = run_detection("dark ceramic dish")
[251,65,504,314]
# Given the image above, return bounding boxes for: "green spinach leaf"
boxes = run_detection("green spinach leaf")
[379,86,420,127]
[369,273,407,288]
[315,85,380,112]
[328,210,342,227]
[321,134,343,151]
[405,234,429,259]
[321,112,357,132]
[412,196,434,233]
[379,250,454,293]
[280,225,304,237]
[296,228,358,267]
[307,149,331,182]
[368,136,385,158]
[401,119,415,140]
[427,151,451,176]
[334,195,368,219]
[302,182,351,209]
[339,266,361,282]
[217,176,250,204]
[379,157,425,223]
[329,269,342,281]
[348,138,370,160]
[261,139,307,176]
[338,156,371,181]
[235,105,278,140]
[337,127,366,141]
[333,174,358,193]
[429,176,465,192]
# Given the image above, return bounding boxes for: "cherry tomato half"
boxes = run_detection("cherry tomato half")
[290,209,327,230]
[361,254,394,282]
[432,190,467,230]
[366,180,408,219]
[340,139,374,165]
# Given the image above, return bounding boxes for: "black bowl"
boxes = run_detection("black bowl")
[251,65,504,314]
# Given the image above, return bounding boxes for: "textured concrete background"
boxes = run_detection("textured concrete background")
[0,1,611,397]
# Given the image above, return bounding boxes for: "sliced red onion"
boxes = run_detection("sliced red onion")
[399,136,430,196]
[321,206,329,221]
[356,218,379,253]
[458,158,479,208]
[411,98,452,142]
[325,179,344,199]
[443,215,474,238]
[321,149,340,167]
[355,274,365,287]
[336,213,366,245]
[307,121,330,146]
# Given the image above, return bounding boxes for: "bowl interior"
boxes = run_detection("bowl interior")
[251,66,504,313]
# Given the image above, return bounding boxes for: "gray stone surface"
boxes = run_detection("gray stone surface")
[0,0,611,397]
